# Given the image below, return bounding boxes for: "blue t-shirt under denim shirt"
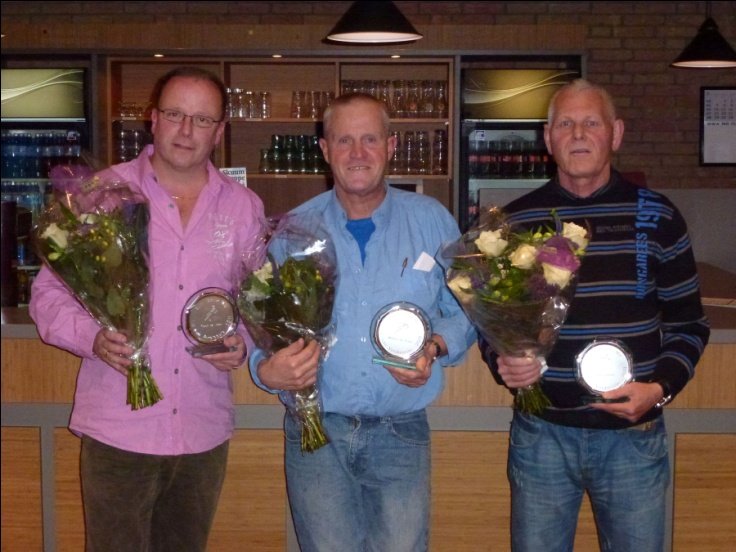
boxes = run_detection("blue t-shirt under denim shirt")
[249,184,476,417]
[346,218,375,265]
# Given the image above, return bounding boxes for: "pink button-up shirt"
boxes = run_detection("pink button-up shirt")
[30,146,265,455]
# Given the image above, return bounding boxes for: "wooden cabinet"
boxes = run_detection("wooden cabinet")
[107,56,454,216]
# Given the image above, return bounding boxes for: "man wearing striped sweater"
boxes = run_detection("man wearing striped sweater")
[482,79,710,552]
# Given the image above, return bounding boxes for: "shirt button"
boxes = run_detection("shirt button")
[174,368,179,374]
[360,337,367,343]
[180,245,184,251]
[179,284,184,290]
[172,408,178,415]
[177,325,182,332]
[361,300,367,306]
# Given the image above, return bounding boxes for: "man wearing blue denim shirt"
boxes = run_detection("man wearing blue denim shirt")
[249,93,475,551]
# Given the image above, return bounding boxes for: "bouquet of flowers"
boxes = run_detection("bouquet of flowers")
[33,165,162,410]
[237,214,337,453]
[441,206,588,414]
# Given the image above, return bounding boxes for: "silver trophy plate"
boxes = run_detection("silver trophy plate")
[371,302,431,369]
[576,338,633,394]
[182,287,238,357]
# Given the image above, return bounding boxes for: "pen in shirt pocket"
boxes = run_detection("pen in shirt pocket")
[401,257,408,277]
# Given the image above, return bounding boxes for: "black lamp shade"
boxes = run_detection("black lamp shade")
[671,17,736,68]
[325,1,423,44]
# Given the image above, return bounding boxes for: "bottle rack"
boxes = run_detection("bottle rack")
[108,57,455,215]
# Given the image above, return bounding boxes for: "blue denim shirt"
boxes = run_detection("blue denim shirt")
[249,185,476,416]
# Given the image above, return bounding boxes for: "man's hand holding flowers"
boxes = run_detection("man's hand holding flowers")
[441,206,589,415]
[256,338,321,391]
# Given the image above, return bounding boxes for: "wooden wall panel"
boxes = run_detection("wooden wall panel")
[1,339,80,403]
[54,429,85,551]
[435,346,513,407]
[1,427,43,552]
[4,338,731,407]
[675,345,736,409]
[209,430,287,551]
[673,434,736,551]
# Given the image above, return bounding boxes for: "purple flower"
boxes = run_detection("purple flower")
[537,235,580,272]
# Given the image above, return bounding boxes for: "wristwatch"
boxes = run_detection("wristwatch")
[654,379,673,409]
[427,338,443,360]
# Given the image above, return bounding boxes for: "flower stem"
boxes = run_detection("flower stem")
[514,383,551,415]
[127,356,163,411]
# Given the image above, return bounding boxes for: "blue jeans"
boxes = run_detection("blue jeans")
[285,410,431,552]
[508,411,670,552]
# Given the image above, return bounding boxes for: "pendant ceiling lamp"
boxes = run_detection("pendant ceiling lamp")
[671,2,736,68]
[325,1,423,45]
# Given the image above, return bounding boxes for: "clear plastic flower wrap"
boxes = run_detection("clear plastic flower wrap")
[237,213,337,453]
[440,206,588,414]
[33,165,162,410]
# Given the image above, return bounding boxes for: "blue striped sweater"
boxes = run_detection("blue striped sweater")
[481,171,710,429]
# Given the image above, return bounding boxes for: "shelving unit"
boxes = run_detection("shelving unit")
[107,56,455,216]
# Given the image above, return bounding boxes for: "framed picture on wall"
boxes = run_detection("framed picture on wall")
[700,87,736,166]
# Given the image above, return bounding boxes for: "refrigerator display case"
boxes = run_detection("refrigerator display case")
[1,66,91,305]
[457,60,582,230]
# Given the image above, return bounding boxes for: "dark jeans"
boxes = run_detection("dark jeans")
[80,435,229,552]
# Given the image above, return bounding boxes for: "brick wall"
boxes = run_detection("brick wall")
[2,1,735,188]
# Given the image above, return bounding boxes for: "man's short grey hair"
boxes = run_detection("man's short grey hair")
[547,79,618,123]
[321,93,390,139]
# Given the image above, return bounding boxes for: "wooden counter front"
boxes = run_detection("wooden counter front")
[2,308,735,551]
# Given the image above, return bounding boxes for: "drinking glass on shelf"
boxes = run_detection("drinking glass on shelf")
[259,91,272,119]
[434,81,448,118]
[404,130,417,174]
[392,80,407,118]
[431,130,448,175]
[291,90,306,119]
[406,81,421,118]
[420,81,435,118]
[415,130,430,174]
[388,131,404,174]
[377,80,392,112]
[321,91,334,116]
[308,91,321,120]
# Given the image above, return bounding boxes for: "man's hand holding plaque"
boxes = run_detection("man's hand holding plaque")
[371,302,432,370]
[576,338,634,404]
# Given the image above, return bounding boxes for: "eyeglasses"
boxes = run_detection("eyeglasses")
[156,108,222,129]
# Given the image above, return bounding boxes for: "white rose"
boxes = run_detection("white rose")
[562,222,588,250]
[447,274,474,303]
[474,230,508,257]
[542,263,573,288]
[509,243,538,269]
[41,223,69,250]
[79,213,98,225]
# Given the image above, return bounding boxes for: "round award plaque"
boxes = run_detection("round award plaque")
[371,302,431,369]
[575,338,633,394]
[181,288,238,357]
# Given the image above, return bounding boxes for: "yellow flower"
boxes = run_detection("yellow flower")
[447,274,474,303]
[474,230,508,257]
[542,263,573,288]
[41,223,69,250]
[562,222,588,250]
[509,243,538,269]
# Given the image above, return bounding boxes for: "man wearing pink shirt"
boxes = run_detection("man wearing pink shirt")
[30,67,264,552]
